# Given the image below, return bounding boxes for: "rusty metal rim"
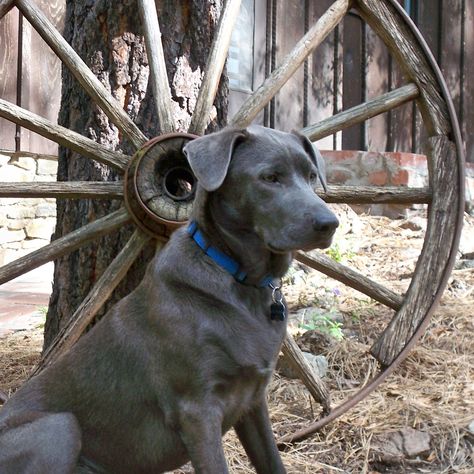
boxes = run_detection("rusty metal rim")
[278,0,466,445]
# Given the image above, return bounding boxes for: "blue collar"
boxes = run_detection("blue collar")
[187,221,275,288]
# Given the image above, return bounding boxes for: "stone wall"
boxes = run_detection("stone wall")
[0,153,57,266]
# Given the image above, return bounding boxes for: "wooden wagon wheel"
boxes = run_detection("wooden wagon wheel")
[0,0,465,445]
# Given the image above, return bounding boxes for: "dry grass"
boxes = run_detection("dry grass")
[1,211,473,473]
[0,330,43,398]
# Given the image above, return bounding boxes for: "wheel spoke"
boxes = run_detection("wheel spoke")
[0,207,131,285]
[319,185,431,204]
[0,182,124,199]
[16,0,147,149]
[301,83,419,142]
[138,0,175,134]
[282,335,331,414]
[295,252,403,310]
[35,229,152,373]
[0,98,130,171]
[0,0,15,19]
[230,0,350,128]
[188,0,242,135]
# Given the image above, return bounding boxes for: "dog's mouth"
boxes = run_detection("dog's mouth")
[300,238,334,251]
[266,235,335,254]
[266,243,288,254]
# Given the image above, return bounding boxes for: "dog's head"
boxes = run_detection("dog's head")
[183,125,338,253]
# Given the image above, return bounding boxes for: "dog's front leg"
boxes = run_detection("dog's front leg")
[234,398,286,474]
[178,401,229,474]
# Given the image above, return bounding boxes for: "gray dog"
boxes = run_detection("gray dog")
[0,125,338,473]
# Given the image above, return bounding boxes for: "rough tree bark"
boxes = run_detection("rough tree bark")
[44,0,228,349]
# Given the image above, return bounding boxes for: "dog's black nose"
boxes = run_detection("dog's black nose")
[313,213,339,235]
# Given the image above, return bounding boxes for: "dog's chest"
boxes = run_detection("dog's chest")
[210,302,285,429]
[216,361,272,430]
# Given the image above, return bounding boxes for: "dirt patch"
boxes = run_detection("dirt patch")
[1,211,473,473]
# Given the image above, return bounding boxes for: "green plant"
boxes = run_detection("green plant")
[325,243,355,263]
[299,309,344,340]
[326,243,343,262]
[349,298,377,323]
[35,306,48,329]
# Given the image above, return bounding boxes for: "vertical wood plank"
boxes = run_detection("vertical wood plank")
[0,0,16,20]
[273,0,305,131]
[416,0,441,62]
[387,1,412,153]
[341,12,363,150]
[227,0,267,125]
[413,0,442,155]
[438,0,462,132]
[356,0,451,137]
[388,50,413,152]
[0,7,19,150]
[365,23,389,152]
[307,0,342,150]
[253,0,268,125]
[462,0,473,162]
[21,0,65,155]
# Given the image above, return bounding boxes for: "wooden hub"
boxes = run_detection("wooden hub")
[124,133,198,238]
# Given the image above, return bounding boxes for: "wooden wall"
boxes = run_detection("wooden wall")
[0,1,65,155]
[0,0,472,162]
[230,0,473,162]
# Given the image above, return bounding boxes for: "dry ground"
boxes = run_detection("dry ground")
[1,209,473,473]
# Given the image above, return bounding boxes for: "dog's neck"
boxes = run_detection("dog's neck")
[190,189,292,286]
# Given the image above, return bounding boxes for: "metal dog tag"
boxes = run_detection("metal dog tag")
[269,284,286,321]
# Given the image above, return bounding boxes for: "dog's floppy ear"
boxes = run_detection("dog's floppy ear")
[183,128,248,192]
[295,132,328,192]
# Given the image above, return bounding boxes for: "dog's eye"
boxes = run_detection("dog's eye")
[261,174,280,184]
[309,172,318,182]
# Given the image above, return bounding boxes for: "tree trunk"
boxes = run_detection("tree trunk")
[44,0,228,349]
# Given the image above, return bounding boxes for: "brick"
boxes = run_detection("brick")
[36,159,58,176]
[7,206,36,219]
[359,151,386,173]
[327,168,355,184]
[35,203,57,218]
[0,164,34,182]
[12,157,36,171]
[34,173,56,183]
[4,241,22,250]
[25,218,56,240]
[0,248,29,266]
[391,169,410,186]
[386,151,427,168]
[7,219,28,231]
[0,228,26,245]
[0,198,24,206]
[0,212,7,227]
[368,170,389,186]
[0,154,10,167]
[321,149,358,164]
[22,238,49,250]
